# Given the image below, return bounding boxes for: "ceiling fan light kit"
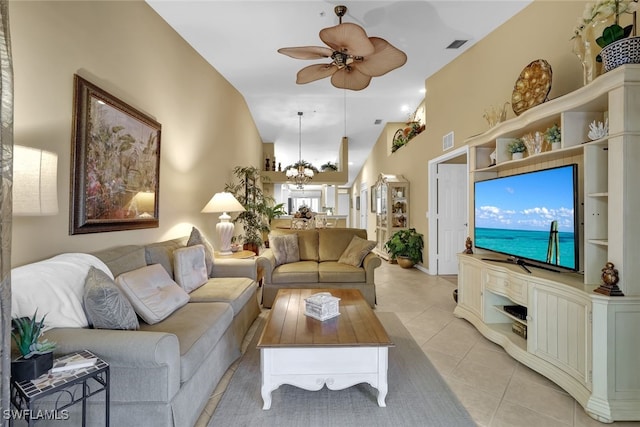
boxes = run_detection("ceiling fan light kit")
[278,5,407,91]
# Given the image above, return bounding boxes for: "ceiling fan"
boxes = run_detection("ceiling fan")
[278,5,407,91]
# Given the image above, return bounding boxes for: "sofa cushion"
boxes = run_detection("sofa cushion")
[138,302,233,384]
[188,277,257,315]
[92,245,147,277]
[318,261,366,283]
[187,227,215,276]
[83,266,139,330]
[270,229,318,261]
[144,237,188,278]
[115,264,190,325]
[318,228,368,261]
[269,233,300,266]
[272,261,319,283]
[338,235,377,267]
[173,245,208,293]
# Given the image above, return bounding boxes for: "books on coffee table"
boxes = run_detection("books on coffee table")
[51,351,98,373]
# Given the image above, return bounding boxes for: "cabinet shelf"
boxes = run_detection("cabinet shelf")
[374,174,409,259]
[588,239,608,246]
[588,192,608,197]
[493,305,527,325]
[486,322,527,351]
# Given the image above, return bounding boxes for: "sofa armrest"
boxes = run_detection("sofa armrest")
[43,328,181,400]
[362,252,382,284]
[211,258,257,280]
[256,250,276,284]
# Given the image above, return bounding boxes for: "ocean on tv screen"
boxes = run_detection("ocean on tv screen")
[475,227,576,270]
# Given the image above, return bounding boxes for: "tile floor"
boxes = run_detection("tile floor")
[196,262,639,427]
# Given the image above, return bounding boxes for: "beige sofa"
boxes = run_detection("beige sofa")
[258,228,381,308]
[12,236,260,427]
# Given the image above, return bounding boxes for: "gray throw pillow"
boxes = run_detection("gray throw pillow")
[173,245,208,293]
[269,233,300,266]
[338,235,377,267]
[83,266,139,330]
[187,227,215,276]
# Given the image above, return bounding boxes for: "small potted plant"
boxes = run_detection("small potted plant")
[545,124,562,150]
[507,138,527,160]
[320,161,338,172]
[384,228,424,268]
[11,311,57,381]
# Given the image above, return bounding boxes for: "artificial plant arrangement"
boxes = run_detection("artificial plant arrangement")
[283,160,320,174]
[224,166,276,250]
[384,228,424,268]
[573,0,637,61]
[545,124,562,149]
[507,138,527,154]
[11,311,57,381]
[320,161,338,171]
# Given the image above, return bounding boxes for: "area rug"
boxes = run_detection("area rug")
[209,312,475,426]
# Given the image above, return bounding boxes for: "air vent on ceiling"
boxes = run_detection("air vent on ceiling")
[446,39,468,49]
[374,119,382,125]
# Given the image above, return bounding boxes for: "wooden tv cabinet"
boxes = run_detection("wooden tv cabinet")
[456,65,640,422]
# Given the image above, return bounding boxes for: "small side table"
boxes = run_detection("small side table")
[215,250,256,259]
[9,350,110,426]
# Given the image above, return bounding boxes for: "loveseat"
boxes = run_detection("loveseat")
[10,230,260,427]
[259,228,381,308]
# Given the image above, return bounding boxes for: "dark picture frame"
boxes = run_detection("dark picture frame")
[370,185,376,213]
[70,75,161,234]
[355,196,360,211]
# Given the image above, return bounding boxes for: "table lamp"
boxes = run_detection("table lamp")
[201,192,245,255]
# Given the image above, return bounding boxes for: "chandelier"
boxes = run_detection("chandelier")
[286,112,314,189]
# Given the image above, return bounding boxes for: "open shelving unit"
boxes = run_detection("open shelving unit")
[455,65,640,423]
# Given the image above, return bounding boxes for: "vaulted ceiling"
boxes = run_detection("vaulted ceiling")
[147,1,531,185]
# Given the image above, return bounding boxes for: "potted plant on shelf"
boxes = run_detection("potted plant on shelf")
[545,124,562,150]
[11,311,57,382]
[224,166,275,253]
[320,161,338,172]
[507,138,527,160]
[384,228,424,269]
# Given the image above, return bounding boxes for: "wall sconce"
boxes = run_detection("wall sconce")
[201,192,245,255]
[13,145,58,216]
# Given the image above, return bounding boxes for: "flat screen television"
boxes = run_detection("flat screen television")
[474,164,579,272]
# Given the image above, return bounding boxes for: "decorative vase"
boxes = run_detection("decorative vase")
[551,142,562,151]
[583,14,616,79]
[600,36,640,72]
[396,256,415,269]
[511,152,524,160]
[11,352,54,382]
[572,35,595,86]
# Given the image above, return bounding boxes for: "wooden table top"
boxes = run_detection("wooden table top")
[214,250,256,259]
[257,288,393,348]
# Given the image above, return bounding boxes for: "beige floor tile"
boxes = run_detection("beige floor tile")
[449,357,513,397]
[422,347,461,376]
[503,373,575,425]
[463,345,518,373]
[492,400,572,427]
[445,375,501,427]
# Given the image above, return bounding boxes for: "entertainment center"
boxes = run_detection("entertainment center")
[454,65,640,423]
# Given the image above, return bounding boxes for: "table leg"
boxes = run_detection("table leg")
[377,347,388,407]
[261,349,272,410]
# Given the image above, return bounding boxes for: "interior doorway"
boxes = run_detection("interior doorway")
[359,184,368,230]
[428,146,469,275]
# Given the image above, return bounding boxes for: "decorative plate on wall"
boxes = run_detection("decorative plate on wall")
[511,59,552,116]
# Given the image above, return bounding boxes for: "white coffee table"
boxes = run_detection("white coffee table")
[256,288,393,410]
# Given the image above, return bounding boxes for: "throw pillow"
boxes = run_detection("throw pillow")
[187,227,215,276]
[268,233,300,266]
[173,245,209,293]
[83,266,139,330]
[338,235,377,267]
[115,264,190,325]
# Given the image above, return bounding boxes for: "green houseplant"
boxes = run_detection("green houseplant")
[11,311,57,381]
[384,228,424,268]
[224,166,278,251]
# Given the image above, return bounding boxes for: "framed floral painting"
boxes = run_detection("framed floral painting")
[70,75,161,234]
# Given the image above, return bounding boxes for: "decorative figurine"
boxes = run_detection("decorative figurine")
[278,162,282,172]
[265,156,270,171]
[271,156,276,171]
[464,237,473,254]
[594,262,624,296]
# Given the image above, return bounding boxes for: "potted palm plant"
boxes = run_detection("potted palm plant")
[507,138,527,160]
[11,311,57,381]
[384,228,424,268]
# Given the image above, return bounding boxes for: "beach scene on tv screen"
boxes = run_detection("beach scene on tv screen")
[474,166,576,270]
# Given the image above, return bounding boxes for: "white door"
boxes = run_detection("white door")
[437,163,467,274]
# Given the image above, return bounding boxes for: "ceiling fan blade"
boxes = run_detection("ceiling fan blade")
[320,23,375,57]
[356,37,407,77]
[278,46,334,60]
[331,67,372,91]
[296,63,338,84]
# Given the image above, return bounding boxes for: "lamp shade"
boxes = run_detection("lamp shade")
[13,145,58,216]
[201,192,245,214]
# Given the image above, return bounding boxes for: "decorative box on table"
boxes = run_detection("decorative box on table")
[304,292,340,321]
